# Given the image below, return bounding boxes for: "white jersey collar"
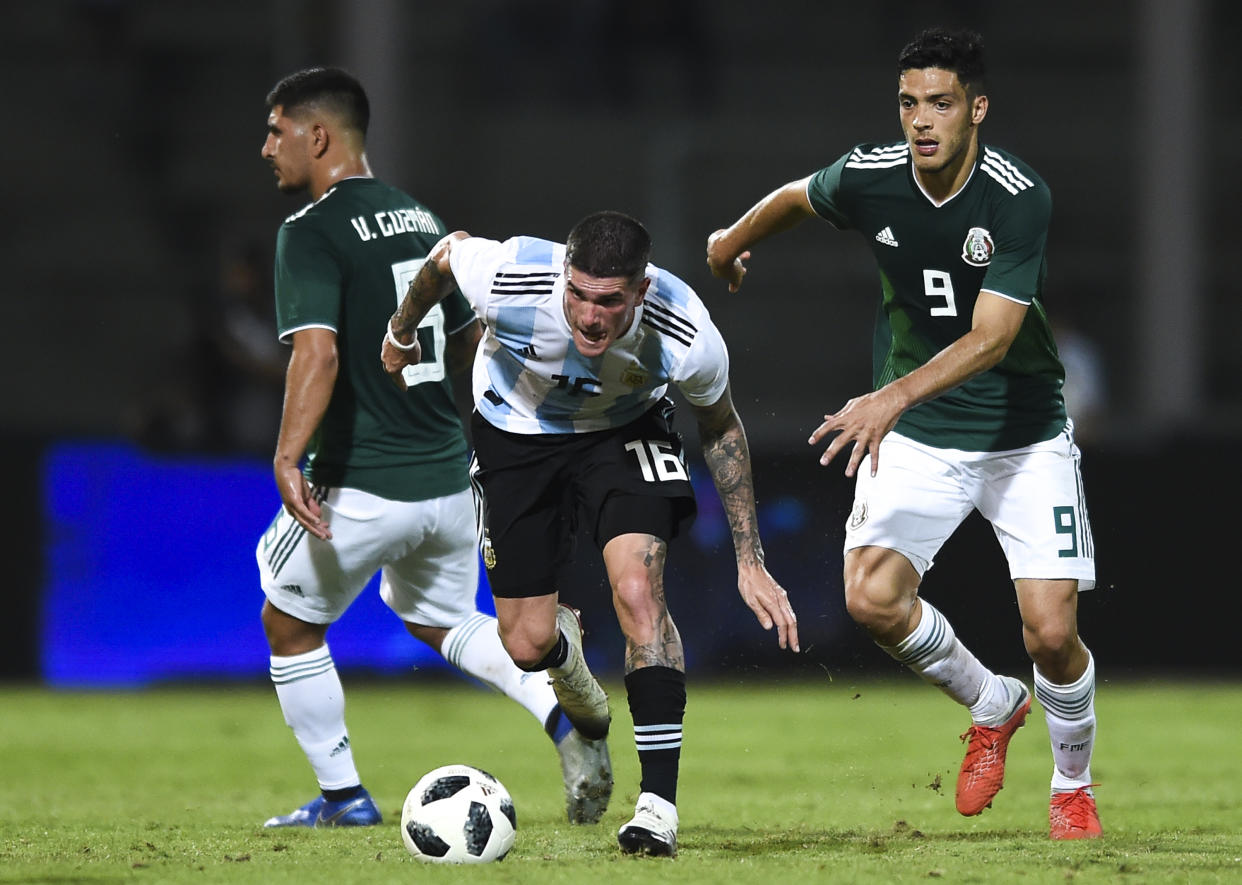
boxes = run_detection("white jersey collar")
[910,144,978,208]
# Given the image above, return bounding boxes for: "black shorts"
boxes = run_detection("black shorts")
[469,399,697,598]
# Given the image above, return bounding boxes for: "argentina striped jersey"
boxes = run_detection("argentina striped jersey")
[449,236,729,434]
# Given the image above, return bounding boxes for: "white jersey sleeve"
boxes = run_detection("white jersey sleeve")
[674,324,729,407]
[446,235,511,316]
[644,265,729,407]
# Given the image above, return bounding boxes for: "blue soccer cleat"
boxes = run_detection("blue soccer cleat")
[263,788,382,828]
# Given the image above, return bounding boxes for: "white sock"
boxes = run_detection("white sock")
[1034,650,1096,791]
[442,612,559,731]
[270,644,360,791]
[882,599,1004,719]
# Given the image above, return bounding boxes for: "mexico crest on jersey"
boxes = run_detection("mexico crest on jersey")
[961,227,994,266]
[847,498,868,530]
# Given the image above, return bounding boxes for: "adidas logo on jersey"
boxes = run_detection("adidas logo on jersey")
[874,226,899,247]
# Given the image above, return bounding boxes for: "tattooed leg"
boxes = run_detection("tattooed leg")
[603,532,685,674]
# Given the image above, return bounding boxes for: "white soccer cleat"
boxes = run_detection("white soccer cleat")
[556,727,613,824]
[548,604,611,740]
[617,791,678,857]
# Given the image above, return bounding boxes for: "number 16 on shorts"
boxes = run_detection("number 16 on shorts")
[625,439,688,483]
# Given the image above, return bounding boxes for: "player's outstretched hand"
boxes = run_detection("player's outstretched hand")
[809,387,905,477]
[737,564,800,652]
[381,319,422,391]
[705,229,750,293]
[275,461,331,540]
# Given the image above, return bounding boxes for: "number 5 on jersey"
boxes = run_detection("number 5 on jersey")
[625,439,688,482]
[391,257,447,387]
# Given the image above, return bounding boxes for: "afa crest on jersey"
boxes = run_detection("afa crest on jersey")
[621,363,649,388]
[961,227,995,266]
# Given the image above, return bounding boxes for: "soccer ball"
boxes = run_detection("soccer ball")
[400,764,516,863]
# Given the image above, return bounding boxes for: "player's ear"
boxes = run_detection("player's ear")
[635,276,651,304]
[971,94,988,125]
[310,122,330,158]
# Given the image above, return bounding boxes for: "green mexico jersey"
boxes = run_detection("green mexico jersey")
[274,177,474,501]
[808,142,1067,451]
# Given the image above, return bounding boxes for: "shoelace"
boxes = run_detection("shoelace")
[1051,785,1100,830]
[1052,784,1099,818]
[629,803,674,832]
[959,725,999,762]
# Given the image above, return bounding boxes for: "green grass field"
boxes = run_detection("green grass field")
[2,677,1240,883]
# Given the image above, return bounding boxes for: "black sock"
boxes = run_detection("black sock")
[625,666,686,805]
[323,784,364,802]
[523,631,569,672]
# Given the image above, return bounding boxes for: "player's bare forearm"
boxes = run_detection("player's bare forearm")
[390,231,467,339]
[274,329,337,539]
[695,399,764,569]
[730,177,817,246]
[809,340,996,476]
[706,177,816,291]
[694,388,800,651]
[391,259,448,340]
[383,234,469,385]
[896,292,1028,411]
[810,293,1027,477]
[276,330,337,469]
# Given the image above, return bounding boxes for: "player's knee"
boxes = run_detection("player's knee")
[844,590,900,636]
[1022,620,1078,667]
[842,573,904,636]
[842,551,919,641]
[610,574,666,646]
[261,601,325,655]
[404,622,448,652]
[610,572,658,619]
[498,634,542,670]
[498,622,555,671]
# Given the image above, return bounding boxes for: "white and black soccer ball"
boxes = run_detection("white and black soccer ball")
[400,764,516,864]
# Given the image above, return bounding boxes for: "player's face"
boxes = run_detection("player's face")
[898,68,986,178]
[562,264,649,358]
[261,105,312,194]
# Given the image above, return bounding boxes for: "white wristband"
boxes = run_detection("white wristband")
[386,320,418,352]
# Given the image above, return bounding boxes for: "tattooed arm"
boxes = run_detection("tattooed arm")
[380,230,470,388]
[691,385,800,652]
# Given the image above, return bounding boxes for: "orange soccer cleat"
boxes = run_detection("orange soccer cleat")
[1049,785,1102,840]
[955,677,1032,815]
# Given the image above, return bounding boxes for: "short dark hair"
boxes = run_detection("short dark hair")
[899,27,987,96]
[565,211,652,281]
[265,67,370,136]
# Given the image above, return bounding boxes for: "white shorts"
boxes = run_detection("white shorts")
[844,426,1096,590]
[256,486,479,627]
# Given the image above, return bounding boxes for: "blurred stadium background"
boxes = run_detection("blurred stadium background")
[3,0,1239,686]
